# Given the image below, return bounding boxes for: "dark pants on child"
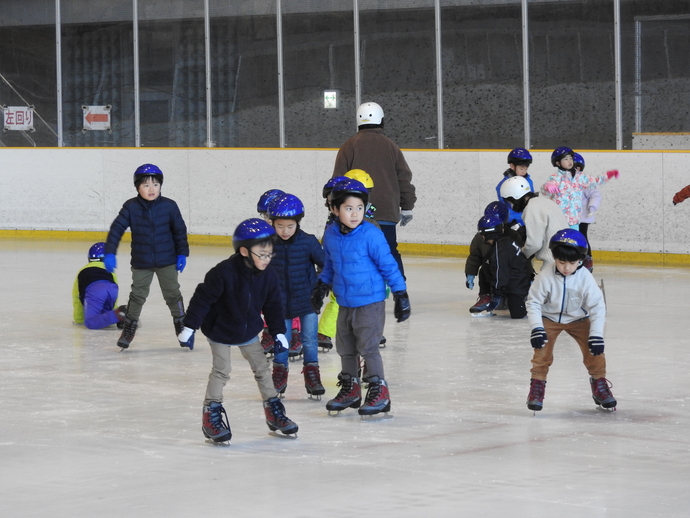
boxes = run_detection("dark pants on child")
[83,280,120,329]
[336,301,385,380]
[506,293,527,319]
[127,264,184,320]
[530,317,606,381]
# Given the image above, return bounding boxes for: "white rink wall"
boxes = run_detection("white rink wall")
[0,147,688,255]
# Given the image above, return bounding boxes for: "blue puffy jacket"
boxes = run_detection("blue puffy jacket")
[270,228,325,319]
[106,195,189,269]
[320,221,406,308]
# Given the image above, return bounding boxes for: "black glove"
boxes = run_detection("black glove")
[393,290,411,322]
[588,336,605,356]
[311,280,330,314]
[486,295,502,312]
[530,327,547,349]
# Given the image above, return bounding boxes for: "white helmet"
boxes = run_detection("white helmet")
[357,102,384,126]
[500,176,531,200]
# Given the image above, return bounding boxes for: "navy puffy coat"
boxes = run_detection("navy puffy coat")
[269,228,325,319]
[183,254,286,344]
[106,195,189,269]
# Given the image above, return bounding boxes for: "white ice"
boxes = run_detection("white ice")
[1,239,689,518]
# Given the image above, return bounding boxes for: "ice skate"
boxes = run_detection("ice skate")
[114,305,127,329]
[527,378,546,414]
[264,397,298,437]
[117,317,138,349]
[359,376,392,419]
[173,315,193,350]
[590,377,617,410]
[302,362,325,400]
[317,333,333,352]
[326,373,362,415]
[272,362,288,397]
[260,328,274,357]
[288,330,303,361]
[469,294,495,316]
[202,402,232,444]
[379,335,387,348]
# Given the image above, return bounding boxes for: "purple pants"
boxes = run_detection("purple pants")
[83,281,120,329]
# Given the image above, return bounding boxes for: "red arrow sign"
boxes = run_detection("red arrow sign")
[85,112,109,124]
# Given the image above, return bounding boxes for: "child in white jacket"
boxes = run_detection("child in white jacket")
[525,229,616,413]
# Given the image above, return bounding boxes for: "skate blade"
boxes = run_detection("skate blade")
[378,343,387,349]
[360,412,393,422]
[204,438,231,446]
[308,394,322,401]
[596,404,616,412]
[269,430,298,439]
[318,347,331,353]
[470,311,495,318]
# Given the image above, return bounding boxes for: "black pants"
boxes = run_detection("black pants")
[379,223,405,279]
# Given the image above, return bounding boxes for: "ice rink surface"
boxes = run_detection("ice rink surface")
[1,239,689,518]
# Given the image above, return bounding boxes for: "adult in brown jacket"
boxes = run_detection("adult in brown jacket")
[333,102,417,277]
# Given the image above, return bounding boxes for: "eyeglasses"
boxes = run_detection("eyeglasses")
[251,251,274,261]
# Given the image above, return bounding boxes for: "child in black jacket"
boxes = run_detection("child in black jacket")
[177,218,298,444]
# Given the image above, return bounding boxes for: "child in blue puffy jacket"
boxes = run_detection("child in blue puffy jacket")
[104,164,189,350]
[266,193,325,400]
[311,179,411,418]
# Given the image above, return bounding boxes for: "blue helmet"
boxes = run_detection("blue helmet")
[267,193,304,220]
[549,228,588,255]
[551,147,574,167]
[88,242,105,261]
[330,178,369,206]
[484,201,510,224]
[573,152,585,171]
[508,148,532,166]
[322,176,350,199]
[232,218,276,252]
[133,164,163,186]
[257,189,285,213]
[477,214,504,238]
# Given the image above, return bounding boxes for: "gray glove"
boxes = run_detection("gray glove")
[400,210,413,227]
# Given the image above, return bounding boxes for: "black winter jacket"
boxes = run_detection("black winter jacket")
[183,254,286,345]
[269,229,325,319]
[487,234,533,297]
[106,195,189,269]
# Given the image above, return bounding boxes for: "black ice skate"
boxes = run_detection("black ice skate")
[326,373,362,415]
[173,315,193,350]
[358,376,391,419]
[379,335,387,348]
[590,377,617,410]
[469,294,493,314]
[264,397,298,437]
[302,362,325,400]
[202,402,232,444]
[527,378,546,414]
[117,317,138,349]
[317,333,333,352]
[272,362,288,397]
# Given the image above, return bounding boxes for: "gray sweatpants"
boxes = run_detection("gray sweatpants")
[336,301,386,379]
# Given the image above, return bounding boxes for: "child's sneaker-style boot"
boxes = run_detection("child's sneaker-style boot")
[527,378,546,412]
[302,362,325,400]
[358,376,391,416]
[469,294,492,313]
[272,362,289,396]
[202,402,232,444]
[173,315,193,349]
[326,373,362,415]
[117,317,138,349]
[590,377,617,409]
[264,397,298,436]
[260,328,274,356]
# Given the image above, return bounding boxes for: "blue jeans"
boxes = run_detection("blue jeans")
[273,312,318,366]
[83,280,120,329]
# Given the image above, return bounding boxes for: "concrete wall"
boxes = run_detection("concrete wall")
[1,147,689,255]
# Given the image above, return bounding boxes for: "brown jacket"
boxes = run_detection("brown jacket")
[333,128,417,223]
